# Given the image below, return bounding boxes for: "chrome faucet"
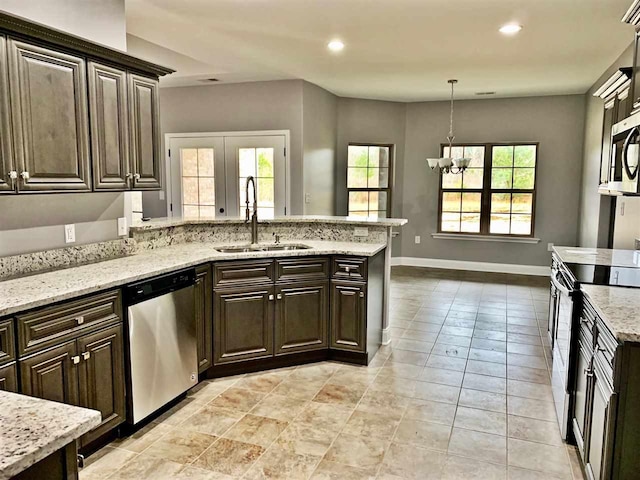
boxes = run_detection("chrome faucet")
[245,176,259,244]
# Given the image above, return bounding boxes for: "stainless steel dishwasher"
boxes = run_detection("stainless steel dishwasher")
[125,269,198,425]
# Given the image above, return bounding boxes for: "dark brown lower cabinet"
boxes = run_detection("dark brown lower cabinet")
[76,324,125,447]
[20,341,79,405]
[275,281,328,355]
[572,339,592,457]
[195,264,213,373]
[13,441,79,480]
[0,361,18,392]
[214,286,274,364]
[330,280,366,352]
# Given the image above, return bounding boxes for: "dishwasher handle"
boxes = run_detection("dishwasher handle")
[125,268,196,305]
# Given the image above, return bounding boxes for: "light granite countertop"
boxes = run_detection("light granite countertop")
[581,284,640,342]
[553,246,640,267]
[0,240,386,317]
[130,215,408,231]
[0,391,101,479]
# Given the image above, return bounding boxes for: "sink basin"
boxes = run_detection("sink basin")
[215,244,311,253]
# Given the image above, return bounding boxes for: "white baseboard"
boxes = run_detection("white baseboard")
[391,256,550,277]
[381,328,392,345]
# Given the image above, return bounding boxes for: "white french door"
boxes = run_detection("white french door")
[168,133,287,219]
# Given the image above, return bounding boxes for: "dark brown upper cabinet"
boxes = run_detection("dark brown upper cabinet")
[128,73,162,190]
[0,35,14,193]
[88,62,130,191]
[7,39,91,192]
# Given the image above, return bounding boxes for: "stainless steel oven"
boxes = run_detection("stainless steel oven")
[610,114,640,194]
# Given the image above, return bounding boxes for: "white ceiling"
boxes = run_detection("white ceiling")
[125,0,636,101]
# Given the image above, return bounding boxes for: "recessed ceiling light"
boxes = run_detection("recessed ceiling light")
[327,40,345,52]
[499,24,522,35]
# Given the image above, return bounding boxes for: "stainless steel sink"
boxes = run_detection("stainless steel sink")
[215,244,311,253]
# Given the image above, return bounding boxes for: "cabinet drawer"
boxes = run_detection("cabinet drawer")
[332,257,367,281]
[0,319,15,363]
[214,260,274,288]
[0,362,18,393]
[276,257,329,283]
[17,290,122,357]
[596,317,618,372]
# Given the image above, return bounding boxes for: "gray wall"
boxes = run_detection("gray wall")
[302,82,338,215]
[0,0,126,50]
[399,95,585,266]
[578,43,634,248]
[151,80,305,216]
[0,0,128,257]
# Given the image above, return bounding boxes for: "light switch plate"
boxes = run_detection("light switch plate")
[415,235,421,244]
[118,217,128,236]
[159,190,165,201]
[354,227,369,237]
[64,224,76,244]
[547,242,554,252]
[305,193,311,204]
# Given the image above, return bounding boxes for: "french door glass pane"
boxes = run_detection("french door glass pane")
[238,147,275,219]
[181,147,215,218]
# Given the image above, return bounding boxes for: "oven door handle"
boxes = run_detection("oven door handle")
[551,270,573,297]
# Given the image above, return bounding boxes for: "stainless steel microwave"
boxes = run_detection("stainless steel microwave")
[611,115,640,194]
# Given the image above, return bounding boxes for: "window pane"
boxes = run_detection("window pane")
[378,147,390,168]
[462,193,481,212]
[371,191,388,212]
[490,214,510,234]
[514,145,536,167]
[442,212,461,232]
[239,148,256,177]
[347,168,368,188]
[464,146,485,168]
[349,211,369,217]
[348,191,368,212]
[199,206,216,218]
[183,205,199,218]
[444,146,464,160]
[373,167,390,188]
[257,178,274,207]
[461,213,481,233]
[376,210,387,219]
[368,147,380,167]
[197,148,214,176]
[182,177,198,205]
[513,168,535,189]
[511,193,533,214]
[491,168,512,189]
[182,149,198,176]
[442,192,461,212]
[198,177,215,205]
[462,168,483,189]
[511,215,532,235]
[368,167,380,188]
[491,193,511,213]
[492,146,514,167]
[257,148,274,177]
[260,208,275,219]
[442,173,462,189]
[348,146,368,167]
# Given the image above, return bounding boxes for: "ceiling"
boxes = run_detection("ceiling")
[125,0,636,101]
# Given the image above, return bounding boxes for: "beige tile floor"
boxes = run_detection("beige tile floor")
[80,267,585,479]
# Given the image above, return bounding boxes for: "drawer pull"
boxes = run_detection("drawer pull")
[359,292,365,298]
[75,316,85,325]
[269,294,274,301]
[344,266,351,273]
[72,355,80,365]
[276,294,282,300]
[82,352,91,361]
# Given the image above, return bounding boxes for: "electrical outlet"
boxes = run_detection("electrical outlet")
[415,235,421,244]
[305,193,311,204]
[547,242,554,252]
[118,217,128,236]
[64,224,76,244]
[354,227,369,237]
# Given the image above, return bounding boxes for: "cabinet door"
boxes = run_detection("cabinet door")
[88,62,130,190]
[214,286,274,364]
[77,324,125,447]
[20,341,79,405]
[275,281,328,355]
[195,264,213,373]
[7,39,90,192]
[0,362,18,392]
[0,35,16,193]
[600,99,615,187]
[586,363,616,480]
[128,73,161,189]
[572,341,592,459]
[330,281,366,352]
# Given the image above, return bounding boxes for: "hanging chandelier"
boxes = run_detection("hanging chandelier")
[427,79,470,175]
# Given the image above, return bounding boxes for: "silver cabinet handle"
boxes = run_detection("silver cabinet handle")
[277,294,282,300]
[344,266,351,273]
[133,173,141,180]
[72,355,80,365]
[75,316,84,325]
[82,352,91,361]
[269,294,274,301]
[8,171,17,180]
[20,171,29,180]
[359,292,365,298]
